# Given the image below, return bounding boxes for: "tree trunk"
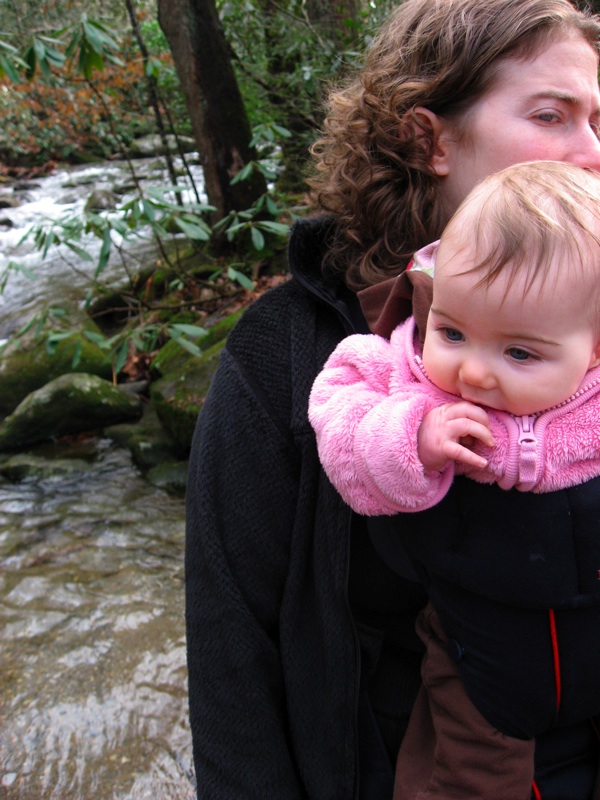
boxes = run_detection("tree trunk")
[157,0,266,223]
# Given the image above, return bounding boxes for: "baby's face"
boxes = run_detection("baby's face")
[422,242,600,416]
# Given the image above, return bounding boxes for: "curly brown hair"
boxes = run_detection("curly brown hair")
[309,0,600,290]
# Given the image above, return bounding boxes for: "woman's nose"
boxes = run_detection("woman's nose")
[570,126,600,172]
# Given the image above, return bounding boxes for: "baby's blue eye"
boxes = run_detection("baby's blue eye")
[443,327,463,342]
[507,347,531,361]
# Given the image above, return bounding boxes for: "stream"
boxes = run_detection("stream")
[0,155,205,339]
[0,156,203,799]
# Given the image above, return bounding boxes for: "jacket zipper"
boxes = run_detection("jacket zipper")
[514,415,539,490]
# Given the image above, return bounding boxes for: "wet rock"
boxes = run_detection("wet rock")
[130,134,196,158]
[0,217,13,228]
[0,453,93,481]
[56,192,78,205]
[0,194,20,209]
[61,175,96,189]
[105,404,180,469]
[13,181,41,191]
[84,189,117,212]
[0,305,112,419]
[119,380,149,398]
[0,373,143,451]
[113,181,137,196]
[146,460,188,494]
[129,433,180,471]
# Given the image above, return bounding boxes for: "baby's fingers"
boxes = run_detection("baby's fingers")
[448,417,495,449]
[445,401,492,429]
[442,440,488,470]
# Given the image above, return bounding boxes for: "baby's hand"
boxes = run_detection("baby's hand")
[417,402,494,472]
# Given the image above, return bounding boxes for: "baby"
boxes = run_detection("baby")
[309,161,600,799]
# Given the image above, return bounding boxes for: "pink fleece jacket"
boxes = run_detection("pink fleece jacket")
[308,316,600,516]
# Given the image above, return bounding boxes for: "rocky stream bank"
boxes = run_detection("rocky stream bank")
[0,148,291,798]
[0,299,242,494]
[0,142,279,496]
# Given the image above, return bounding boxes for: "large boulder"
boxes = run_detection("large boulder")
[0,307,112,419]
[150,340,224,453]
[147,311,243,453]
[0,373,142,451]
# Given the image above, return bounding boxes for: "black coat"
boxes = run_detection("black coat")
[185,216,379,799]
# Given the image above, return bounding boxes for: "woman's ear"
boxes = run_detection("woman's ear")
[411,107,452,177]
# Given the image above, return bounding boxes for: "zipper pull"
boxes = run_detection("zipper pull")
[517,415,538,490]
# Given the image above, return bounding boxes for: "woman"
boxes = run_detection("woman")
[185,1,600,798]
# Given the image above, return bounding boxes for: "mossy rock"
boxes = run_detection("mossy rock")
[150,308,242,379]
[0,309,112,419]
[0,373,142,451]
[150,337,200,379]
[0,453,94,481]
[146,460,189,495]
[129,433,182,471]
[150,340,225,452]
[105,404,182,468]
[201,309,244,348]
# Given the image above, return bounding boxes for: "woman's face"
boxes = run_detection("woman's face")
[436,34,600,214]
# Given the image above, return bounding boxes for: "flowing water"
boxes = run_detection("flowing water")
[0,155,205,338]
[0,157,203,799]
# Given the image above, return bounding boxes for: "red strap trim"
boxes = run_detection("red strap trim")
[532,613,562,800]
[548,608,561,710]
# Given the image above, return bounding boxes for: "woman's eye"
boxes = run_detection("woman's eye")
[442,327,464,343]
[507,347,532,362]
[535,111,560,124]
